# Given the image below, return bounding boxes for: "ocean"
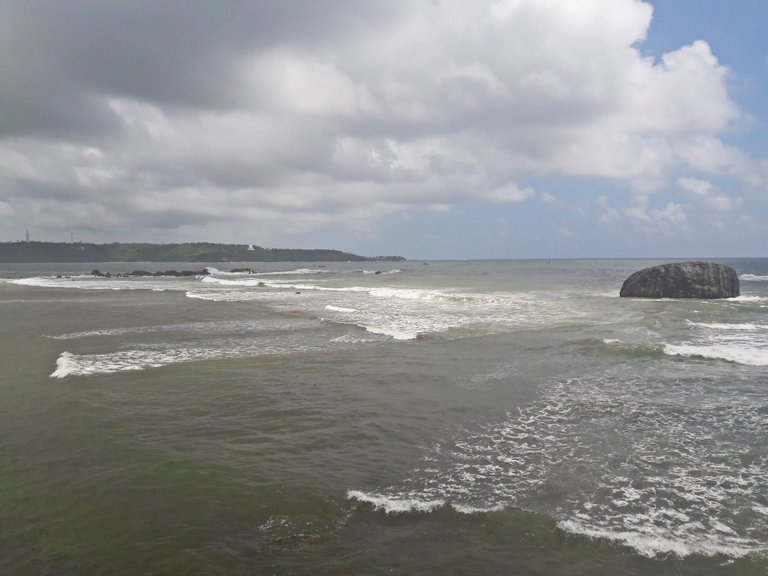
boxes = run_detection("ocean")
[1,259,766,575]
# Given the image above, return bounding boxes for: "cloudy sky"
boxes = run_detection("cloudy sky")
[1,0,766,259]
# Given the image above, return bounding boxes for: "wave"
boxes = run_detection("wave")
[558,519,765,559]
[47,319,287,340]
[361,269,401,275]
[51,348,237,378]
[186,289,274,303]
[9,275,186,291]
[200,276,502,303]
[198,274,585,309]
[599,338,664,356]
[51,342,306,378]
[348,490,505,515]
[347,374,768,559]
[200,276,272,288]
[49,319,345,377]
[322,304,429,340]
[192,273,595,344]
[686,320,766,331]
[324,304,358,313]
[602,320,768,366]
[255,268,331,277]
[740,274,768,282]
[190,282,589,341]
[200,276,427,299]
[664,344,768,366]
[204,266,332,277]
[347,491,446,514]
[732,295,768,303]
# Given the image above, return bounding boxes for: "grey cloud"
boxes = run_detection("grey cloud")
[0,0,401,139]
[0,0,761,250]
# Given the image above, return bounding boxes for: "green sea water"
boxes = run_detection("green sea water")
[1,259,767,575]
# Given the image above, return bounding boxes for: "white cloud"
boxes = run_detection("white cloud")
[479,183,535,204]
[677,176,740,211]
[540,192,566,208]
[238,49,379,118]
[0,0,761,247]
[596,194,687,234]
[624,205,652,223]
[651,202,687,228]
[675,138,760,185]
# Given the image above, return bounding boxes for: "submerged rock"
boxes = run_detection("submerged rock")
[620,261,739,299]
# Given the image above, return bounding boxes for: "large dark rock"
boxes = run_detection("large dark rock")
[620,261,739,299]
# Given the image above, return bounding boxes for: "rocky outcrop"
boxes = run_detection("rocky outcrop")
[90,269,210,278]
[620,262,739,299]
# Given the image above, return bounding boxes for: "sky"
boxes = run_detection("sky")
[1,0,766,259]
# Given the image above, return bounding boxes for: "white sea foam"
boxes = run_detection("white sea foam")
[557,519,764,559]
[348,490,506,515]
[11,276,88,288]
[51,352,83,379]
[193,287,443,340]
[361,268,401,275]
[200,276,508,304]
[200,276,271,288]
[354,491,478,514]
[324,305,358,313]
[10,275,186,292]
[48,319,283,340]
[733,295,767,302]
[49,326,146,339]
[194,276,591,344]
[664,344,768,366]
[50,325,339,378]
[348,374,768,558]
[186,289,273,303]
[205,267,329,277]
[740,274,768,282]
[329,331,380,344]
[51,348,224,378]
[452,503,506,514]
[257,268,328,276]
[686,320,764,331]
[347,490,445,514]
[754,505,768,516]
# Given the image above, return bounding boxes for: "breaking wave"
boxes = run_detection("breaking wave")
[348,374,768,559]
[664,344,768,366]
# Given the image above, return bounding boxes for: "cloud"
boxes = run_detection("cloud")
[651,202,688,228]
[621,202,687,232]
[540,192,566,209]
[677,177,741,211]
[479,184,536,204]
[596,193,687,234]
[0,0,761,248]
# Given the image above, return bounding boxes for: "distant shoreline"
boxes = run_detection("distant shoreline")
[0,241,405,263]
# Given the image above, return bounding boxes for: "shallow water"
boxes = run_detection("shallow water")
[1,259,767,574]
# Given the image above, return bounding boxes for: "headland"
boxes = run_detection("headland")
[0,242,405,263]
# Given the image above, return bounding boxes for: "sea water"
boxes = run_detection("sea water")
[1,259,766,575]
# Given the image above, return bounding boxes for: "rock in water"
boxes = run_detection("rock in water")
[620,261,739,299]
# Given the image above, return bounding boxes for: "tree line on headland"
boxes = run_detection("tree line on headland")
[0,242,405,263]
